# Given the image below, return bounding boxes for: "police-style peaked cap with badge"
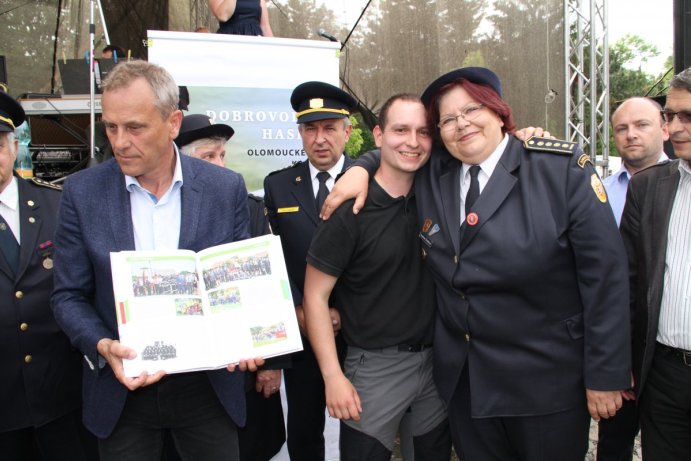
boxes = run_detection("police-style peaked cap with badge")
[0,90,26,134]
[524,135,608,204]
[174,114,235,148]
[290,81,357,124]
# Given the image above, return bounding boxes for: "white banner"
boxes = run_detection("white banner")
[147,30,340,193]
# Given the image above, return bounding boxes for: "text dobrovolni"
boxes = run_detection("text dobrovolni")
[207,109,305,156]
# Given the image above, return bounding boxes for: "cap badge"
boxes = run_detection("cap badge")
[309,98,324,109]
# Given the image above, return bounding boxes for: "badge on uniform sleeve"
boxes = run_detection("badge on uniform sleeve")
[591,174,607,203]
[577,153,592,169]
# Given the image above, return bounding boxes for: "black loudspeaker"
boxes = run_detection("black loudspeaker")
[673,0,691,73]
[0,56,7,89]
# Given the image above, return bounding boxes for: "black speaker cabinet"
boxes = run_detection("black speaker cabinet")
[0,56,7,88]
[674,0,691,73]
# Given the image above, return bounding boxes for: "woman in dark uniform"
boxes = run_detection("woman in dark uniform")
[325,67,632,461]
[208,0,273,37]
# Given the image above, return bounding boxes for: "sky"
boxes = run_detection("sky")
[608,0,674,73]
[319,0,674,74]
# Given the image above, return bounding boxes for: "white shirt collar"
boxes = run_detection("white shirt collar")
[125,147,184,200]
[0,176,18,211]
[462,133,509,179]
[613,151,669,179]
[308,154,346,182]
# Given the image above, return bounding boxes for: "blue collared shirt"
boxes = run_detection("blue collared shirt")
[603,152,668,226]
[124,149,184,251]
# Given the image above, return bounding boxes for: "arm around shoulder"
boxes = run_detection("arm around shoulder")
[321,150,380,220]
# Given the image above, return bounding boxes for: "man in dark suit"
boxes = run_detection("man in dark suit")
[0,91,95,460]
[597,96,669,461]
[620,67,691,460]
[263,81,354,461]
[50,60,260,460]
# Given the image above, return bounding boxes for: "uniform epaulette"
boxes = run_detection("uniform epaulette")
[247,193,263,203]
[30,177,62,191]
[523,136,578,155]
[266,161,302,177]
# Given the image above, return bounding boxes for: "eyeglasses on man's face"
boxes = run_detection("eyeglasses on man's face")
[661,109,691,125]
[438,104,485,131]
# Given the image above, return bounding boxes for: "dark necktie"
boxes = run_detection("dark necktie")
[0,213,19,275]
[316,171,330,214]
[465,165,481,216]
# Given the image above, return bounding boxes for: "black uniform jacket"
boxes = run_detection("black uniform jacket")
[619,160,680,397]
[0,175,82,432]
[263,156,352,306]
[416,136,631,418]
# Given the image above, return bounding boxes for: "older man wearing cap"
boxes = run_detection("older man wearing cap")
[263,81,353,461]
[0,92,95,459]
[175,113,286,461]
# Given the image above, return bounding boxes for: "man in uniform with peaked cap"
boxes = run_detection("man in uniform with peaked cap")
[263,81,355,460]
[0,91,95,460]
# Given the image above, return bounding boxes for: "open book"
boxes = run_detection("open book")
[110,234,303,377]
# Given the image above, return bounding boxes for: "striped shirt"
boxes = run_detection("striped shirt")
[657,159,691,350]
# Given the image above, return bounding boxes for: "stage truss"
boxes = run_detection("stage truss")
[564,0,609,168]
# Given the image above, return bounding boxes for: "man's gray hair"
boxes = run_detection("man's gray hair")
[101,60,179,119]
[179,136,227,157]
[1,131,16,154]
[669,67,691,92]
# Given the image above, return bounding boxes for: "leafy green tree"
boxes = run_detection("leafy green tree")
[607,34,672,156]
[345,113,375,158]
[609,34,660,105]
[268,0,345,41]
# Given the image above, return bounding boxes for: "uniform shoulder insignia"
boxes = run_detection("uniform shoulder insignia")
[247,193,263,203]
[266,161,302,177]
[577,153,593,169]
[30,177,62,191]
[524,136,577,155]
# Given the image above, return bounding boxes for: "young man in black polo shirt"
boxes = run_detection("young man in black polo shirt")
[303,94,450,460]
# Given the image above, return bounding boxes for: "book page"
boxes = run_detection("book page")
[111,235,302,377]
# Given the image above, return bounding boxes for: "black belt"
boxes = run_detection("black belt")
[397,344,433,352]
[656,342,691,366]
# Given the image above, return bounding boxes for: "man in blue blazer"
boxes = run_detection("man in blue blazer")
[51,60,258,460]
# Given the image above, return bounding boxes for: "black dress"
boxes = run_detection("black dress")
[217,0,263,36]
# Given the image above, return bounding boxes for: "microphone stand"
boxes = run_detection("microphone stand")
[88,0,110,161]
[89,0,95,159]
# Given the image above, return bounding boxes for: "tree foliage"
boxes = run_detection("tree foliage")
[609,34,662,105]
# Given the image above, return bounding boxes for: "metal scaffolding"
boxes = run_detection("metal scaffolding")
[564,0,609,171]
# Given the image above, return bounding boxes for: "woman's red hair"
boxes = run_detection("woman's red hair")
[426,79,516,141]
